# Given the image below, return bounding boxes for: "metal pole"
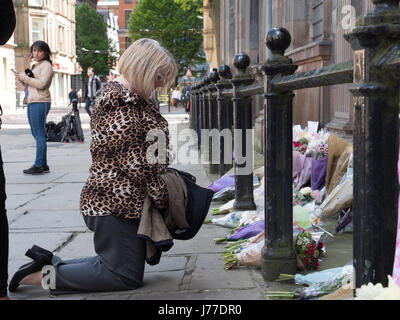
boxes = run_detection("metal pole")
[208,69,220,174]
[345,0,400,288]
[230,53,256,211]
[261,28,298,281]
[216,65,234,176]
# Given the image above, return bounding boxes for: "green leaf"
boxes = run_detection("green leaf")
[127,0,206,76]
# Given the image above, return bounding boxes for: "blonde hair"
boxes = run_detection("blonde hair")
[117,38,177,101]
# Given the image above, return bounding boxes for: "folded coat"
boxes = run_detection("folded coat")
[137,169,189,265]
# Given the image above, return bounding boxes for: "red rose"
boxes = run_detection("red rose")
[305,249,311,256]
[313,261,319,267]
[317,241,323,249]
[307,243,313,249]
[304,258,309,266]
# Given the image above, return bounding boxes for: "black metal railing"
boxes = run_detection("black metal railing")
[189,0,400,289]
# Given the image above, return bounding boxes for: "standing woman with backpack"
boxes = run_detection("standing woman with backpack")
[14,41,54,175]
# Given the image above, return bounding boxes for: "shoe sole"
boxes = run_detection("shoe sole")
[23,171,49,175]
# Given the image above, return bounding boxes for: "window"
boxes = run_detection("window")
[125,0,132,3]
[31,18,44,43]
[58,25,65,52]
[125,10,132,29]
[29,0,42,6]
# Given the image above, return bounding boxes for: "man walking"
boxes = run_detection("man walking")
[83,67,102,116]
[182,83,191,112]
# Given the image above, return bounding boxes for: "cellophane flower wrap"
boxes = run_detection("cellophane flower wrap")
[295,231,323,270]
[293,137,309,155]
[293,187,315,206]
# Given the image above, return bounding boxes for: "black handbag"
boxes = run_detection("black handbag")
[169,169,215,240]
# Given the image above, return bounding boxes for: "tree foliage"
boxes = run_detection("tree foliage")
[128,0,205,75]
[75,3,115,78]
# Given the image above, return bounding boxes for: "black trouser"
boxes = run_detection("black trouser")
[0,147,8,298]
[84,97,94,117]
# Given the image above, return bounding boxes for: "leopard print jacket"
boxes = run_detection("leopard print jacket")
[80,81,174,219]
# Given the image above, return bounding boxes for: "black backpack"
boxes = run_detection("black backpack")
[46,121,63,142]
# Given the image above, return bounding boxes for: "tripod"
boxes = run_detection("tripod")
[60,98,85,143]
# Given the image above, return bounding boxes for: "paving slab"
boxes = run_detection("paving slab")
[55,232,96,259]
[8,232,73,261]
[9,210,85,232]
[16,194,80,211]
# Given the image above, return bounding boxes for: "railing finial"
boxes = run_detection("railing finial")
[233,53,251,74]
[218,65,232,80]
[209,68,220,83]
[266,27,291,56]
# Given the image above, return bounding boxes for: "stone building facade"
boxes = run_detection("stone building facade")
[204,0,382,133]
[0,35,17,112]
[97,0,137,55]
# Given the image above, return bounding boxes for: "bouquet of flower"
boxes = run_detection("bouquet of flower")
[293,137,309,154]
[295,231,323,270]
[306,140,328,160]
[293,187,314,205]
[223,231,264,270]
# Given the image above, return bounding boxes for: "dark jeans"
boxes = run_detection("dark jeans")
[27,102,51,168]
[84,97,95,117]
[49,215,146,295]
[0,147,8,298]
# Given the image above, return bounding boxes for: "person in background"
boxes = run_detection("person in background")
[69,89,78,105]
[0,0,17,301]
[14,41,53,175]
[171,87,181,110]
[83,67,102,117]
[182,82,191,112]
[8,38,178,295]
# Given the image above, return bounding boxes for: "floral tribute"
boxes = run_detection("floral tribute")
[295,231,323,270]
[293,137,309,154]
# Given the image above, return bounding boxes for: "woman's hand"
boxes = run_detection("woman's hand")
[13,71,23,82]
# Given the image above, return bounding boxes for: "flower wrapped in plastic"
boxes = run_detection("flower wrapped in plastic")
[272,265,353,299]
[293,187,315,206]
[215,220,265,244]
[295,231,323,270]
[293,137,309,154]
[223,231,264,270]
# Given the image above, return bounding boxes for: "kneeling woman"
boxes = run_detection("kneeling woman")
[9,39,177,294]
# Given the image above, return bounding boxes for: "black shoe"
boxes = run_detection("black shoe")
[8,257,49,292]
[42,164,50,173]
[29,245,53,262]
[23,165,46,175]
[25,248,53,265]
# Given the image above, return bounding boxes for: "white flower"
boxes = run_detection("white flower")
[355,275,400,300]
[300,187,312,196]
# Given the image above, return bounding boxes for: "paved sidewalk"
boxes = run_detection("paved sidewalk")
[1,104,284,300]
